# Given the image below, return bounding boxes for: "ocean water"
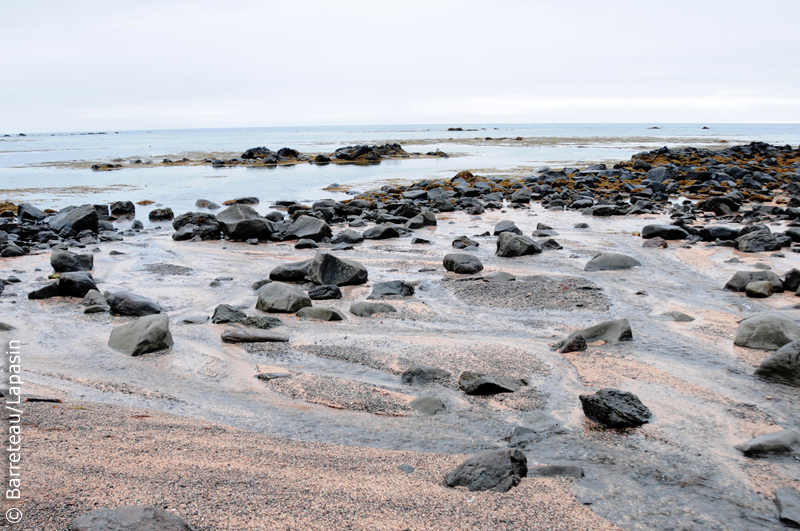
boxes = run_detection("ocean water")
[1,123,799,216]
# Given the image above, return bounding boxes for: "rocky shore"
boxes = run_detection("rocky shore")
[2,141,800,529]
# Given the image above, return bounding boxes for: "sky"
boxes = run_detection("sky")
[2,0,799,132]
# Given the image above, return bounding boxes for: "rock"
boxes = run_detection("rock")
[411,237,431,245]
[784,269,800,292]
[211,304,246,324]
[296,307,347,321]
[362,224,400,240]
[405,211,437,229]
[215,204,277,241]
[560,334,587,353]
[536,238,562,251]
[28,282,60,300]
[331,230,364,244]
[307,285,342,300]
[269,260,311,282]
[458,371,528,395]
[724,271,783,292]
[584,253,641,271]
[1,244,25,257]
[149,208,174,221]
[579,388,652,428]
[734,313,800,350]
[642,237,668,249]
[746,280,774,298]
[314,154,331,163]
[409,396,447,415]
[493,220,522,235]
[179,316,208,325]
[68,506,195,531]
[641,224,689,240]
[699,226,740,242]
[110,201,135,218]
[256,365,292,380]
[108,314,173,356]
[510,188,532,204]
[368,280,414,299]
[445,449,527,493]
[495,232,542,257]
[107,292,162,316]
[48,205,99,234]
[220,329,290,343]
[251,279,271,291]
[401,366,451,384]
[574,223,590,229]
[755,339,800,386]
[553,319,632,350]
[482,271,515,282]
[171,212,220,240]
[57,272,98,297]
[734,429,799,456]
[195,199,220,210]
[659,311,695,322]
[349,301,397,317]
[82,290,109,312]
[241,316,283,330]
[776,487,800,527]
[0,322,15,331]
[736,230,781,253]
[528,465,585,479]
[255,282,312,313]
[443,253,483,274]
[452,236,479,249]
[507,415,568,447]
[233,196,259,205]
[17,203,46,222]
[50,250,93,272]
[306,252,368,286]
[295,238,318,249]
[284,215,332,242]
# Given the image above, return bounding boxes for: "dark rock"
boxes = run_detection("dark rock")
[17,203,46,222]
[331,230,364,245]
[233,196,259,205]
[528,465,584,479]
[57,272,97,297]
[221,329,289,343]
[405,211,437,229]
[255,282,312,313]
[560,334,587,353]
[211,304,246,324]
[306,252,368,286]
[216,204,277,241]
[269,259,312,282]
[107,292,163,316]
[496,232,542,257]
[110,201,135,218]
[28,282,60,299]
[579,388,652,428]
[755,339,800,386]
[241,147,272,159]
[553,319,632,350]
[314,154,331,163]
[642,237,667,248]
[295,238,319,249]
[368,280,414,299]
[776,487,800,527]
[785,269,800,292]
[295,307,346,321]
[483,271,515,282]
[48,205,99,234]
[736,230,781,253]
[251,279,271,291]
[284,215,332,242]
[362,224,400,240]
[493,220,522,235]
[411,237,431,245]
[734,429,799,456]
[445,449,527,493]
[659,311,695,322]
[50,250,93,272]
[735,313,800,350]
[584,253,641,271]
[458,371,528,395]
[349,301,397,317]
[724,271,783,292]
[642,224,689,240]
[68,506,195,531]
[452,235,479,249]
[401,365,451,384]
[240,315,283,330]
[149,208,174,221]
[307,285,342,300]
[443,253,483,274]
[108,314,173,356]
[699,226,740,242]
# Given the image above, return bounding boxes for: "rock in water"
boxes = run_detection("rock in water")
[405,211,437,229]
[734,313,800,350]
[255,282,312,313]
[368,280,414,299]
[584,253,642,271]
[483,271,515,282]
[776,487,800,527]
[493,220,522,235]
[215,204,277,241]
[284,215,332,242]
[68,506,195,531]
[50,250,93,272]
[306,252,368,286]
[362,224,401,240]
[349,301,397,317]
[149,207,174,221]
[211,304,246,324]
[296,307,347,321]
[107,292,163,316]
[579,388,652,428]
[108,314,173,356]
[48,204,99,234]
[445,449,528,493]
[443,253,483,274]
[734,429,799,456]
[552,319,632,350]
[458,371,528,395]
[57,272,98,297]
[331,229,364,244]
[110,201,135,218]
[220,329,290,343]
[495,232,542,257]
[755,339,800,386]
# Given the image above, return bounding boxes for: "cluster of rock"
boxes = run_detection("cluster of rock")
[203,143,446,166]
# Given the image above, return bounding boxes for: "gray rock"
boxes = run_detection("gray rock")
[507,414,568,448]
[48,205,99,234]
[284,215,332,242]
[584,253,641,271]
[659,311,695,322]
[411,237,431,245]
[458,371,528,395]
[452,235,479,249]
[755,339,800,386]
[553,319,632,350]
[734,313,800,350]
[409,396,447,415]
[220,328,290,343]
[483,271,515,282]
[241,316,283,330]
[445,449,528,493]
[111,201,135,218]
[251,279,271,291]
[108,314,173,356]
[746,280,774,298]
[28,282,60,300]
[405,211,437,229]
[736,229,781,253]
[724,271,783,292]
[307,285,342,300]
[528,465,585,479]
[331,229,364,245]
[0,322,16,331]
[641,224,689,240]
[776,487,800,527]
[579,388,652,428]
[368,280,414,299]
[401,365,451,384]
[179,315,209,325]
[443,253,483,274]
[255,282,312,313]
[269,259,312,282]
[69,506,195,531]
[734,429,799,456]
[362,224,400,240]
[306,252,368,286]
[211,304,246,324]
[493,220,522,235]
[107,292,163,316]
[295,238,318,249]
[349,301,397,317]
[216,204,277,241]
[17,203,46,222]
[57,272,98,297]
[495,232,542,257]
[296,307,347,321]
[560,334,587,353]
[50,250,93,272]
[148,208,174,221]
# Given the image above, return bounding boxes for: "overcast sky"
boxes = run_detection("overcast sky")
[2,0,799,132]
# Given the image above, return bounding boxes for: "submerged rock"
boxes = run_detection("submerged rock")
[495,232,542,257]
[445,449,528,493]
[349,301,397,317]
[402,365,451,384]
[220,329,289,343]
[409,396,447,415]
[584,253,641,272]
[579,388,652,428]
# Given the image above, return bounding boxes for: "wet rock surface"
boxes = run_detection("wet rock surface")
[445,449,528,493]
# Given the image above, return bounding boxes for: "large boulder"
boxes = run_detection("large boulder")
[269,259,312,282]
[368,280,414,299]
[48,205,99,234]
[349,301,397,317]
[68,506,195,531]
[443,253,483,274]
[723,271,783,292]
[108,314,173,356]
[495,232,542,257]
[579,388,652,428]
[284,215,332,242]
[215,204,277,241]
[755,339,800,386]
[736,230,781,253]
[641,224,689,240]
[306,253,368,286]
[50,250,93,272]
[699,225,740,242]
[255,282,312,313]
[553,319,632,350]
[107,292,163,316]
[445,449,528,493]
[734,313,800,350]
[584,253,641,272]
[458,371,528,395]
